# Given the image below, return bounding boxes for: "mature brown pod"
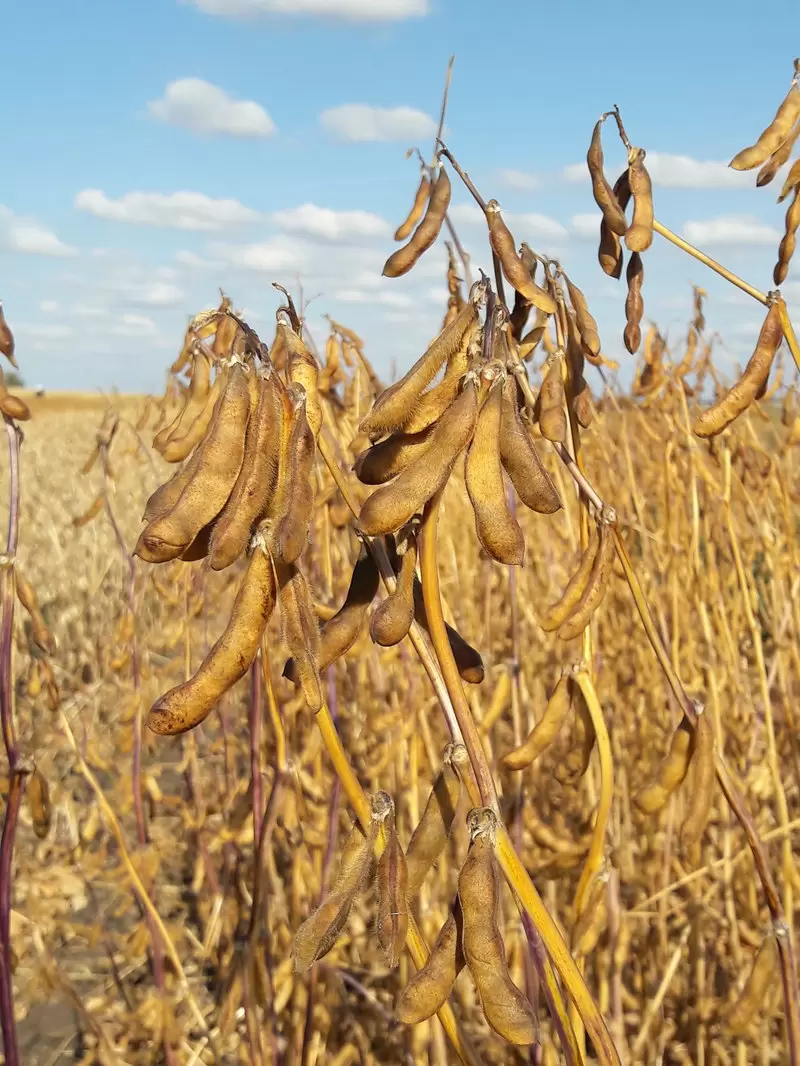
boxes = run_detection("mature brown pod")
[726,932,781,1034]
[625,149,654,253]
[27,769,52,839]
[485,201,556,314]
[142,447,204,524]
[459,810,538,1045]
[558,519,614,640]
[498,374,561,514]
[598,170,632,278]
[774,186,800,285]
[159,349,212,454]
[272,386,316,565]
[277,560,322,712]
[370,528,417,646]
[777,156,800,202]
[634,715,694,813]
[587,118,628,236]
[565,275,601,358]
[148,537,276,735]
[680,709,715,864]
[212,296,238,359]
[502,671,571,770]
[284,547,379,679]
[374,796,409,968]
[15,571,55,655]
[283,323,323,439]
[161,368,228,465]
[0,391,30,421]
[383,166,451,278]
[0,301,18,367]
[395,904,466,1024]
[539,529,599,632]
[537,356,567,443]
[359,283,482,441]
[136,363,251,562]
[756,118,800,186]
[624,252,645,354]
[693,304,783,437]
[465,376,525,565]
[571,873,608,957]
[399,329,476,435]
[394,174,432,241]
[293,818,378,972]
[359,379,478,537]
[405,749,464,896]
[72,494,105,528]
[730,83,800,170]
[209,368,283,571]
[354,426,436,486]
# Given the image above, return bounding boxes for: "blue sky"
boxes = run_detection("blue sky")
[2,0,800,392]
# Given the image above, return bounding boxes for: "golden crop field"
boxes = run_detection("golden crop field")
[3,60,800,1066]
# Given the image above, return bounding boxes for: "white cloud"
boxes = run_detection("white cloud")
[496,168,538,191]
[74,189,262,231]
[320,104,436,143]
[185,0,428,20]
[214,234,307,273]
[447,203,484,227]
[121,281,185,306]
[148,78,275,138]
[272,204,390,242]
[564,152,752,189]
[570,212,602,238]
[512,213,567,241]
[176,250,218,268]
[18,323,75,341]
[0,207,77,257]
[39,300,59,313]
[73,305,111,318]
[682,215,781,246]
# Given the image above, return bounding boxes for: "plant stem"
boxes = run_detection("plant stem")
[419,488,497,809]
[652,220,767,305]
[419,488,620,1066]
[0,417,25,1066]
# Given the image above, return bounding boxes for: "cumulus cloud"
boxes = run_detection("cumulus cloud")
[148,78,275,137]
[185,0,428,20]
[213,234,308,273]
[682,215,781,245]
[320,104,436,143]
[0,207,78,257]
[75,189,262,231]
[272,204,390,242]
[513,213,567,240]
[564,152,751,189]
[496,168,538,191]
[120,281,185,306]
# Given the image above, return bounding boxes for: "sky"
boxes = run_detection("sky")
[2,0,800,393]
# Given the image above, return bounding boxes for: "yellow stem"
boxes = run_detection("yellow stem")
[573,671,614,915]
[653,219,767,305]
[314,704,483,1066]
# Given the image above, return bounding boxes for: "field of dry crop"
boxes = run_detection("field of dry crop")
[3,57,800,1066]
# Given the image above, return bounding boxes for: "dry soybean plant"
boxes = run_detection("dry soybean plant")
[2,55,800,1066]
